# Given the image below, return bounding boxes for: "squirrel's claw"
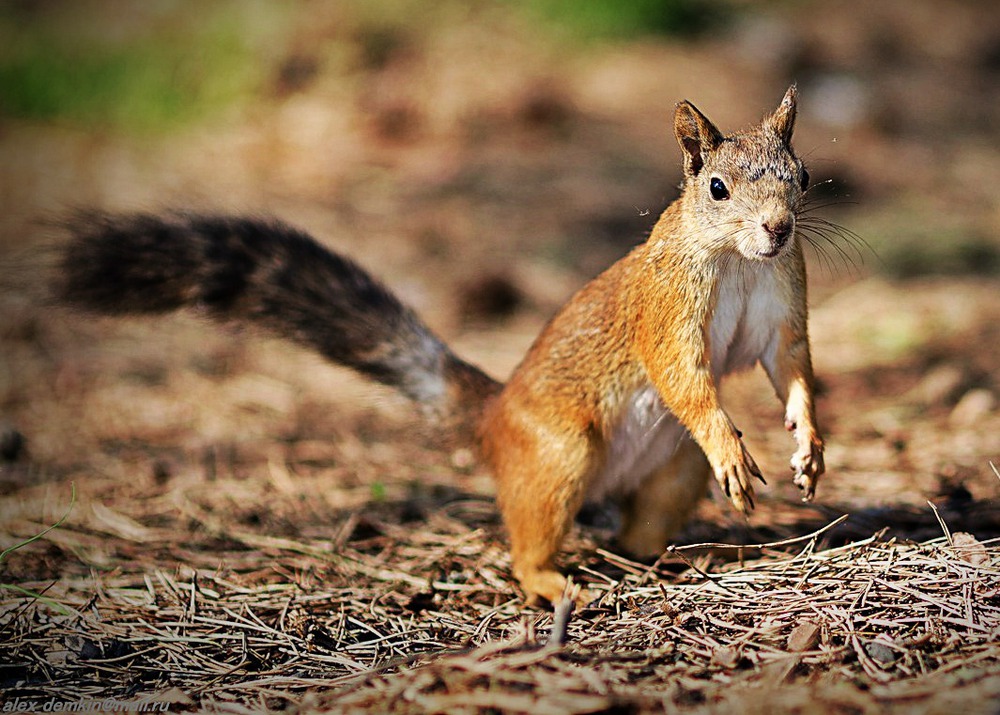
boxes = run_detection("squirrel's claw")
[714,442,762,515]
[790,440,824,502]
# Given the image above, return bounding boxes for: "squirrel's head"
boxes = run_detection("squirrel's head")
[674,85,808,262]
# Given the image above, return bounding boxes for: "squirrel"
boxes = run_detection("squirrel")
[55,85,825,607]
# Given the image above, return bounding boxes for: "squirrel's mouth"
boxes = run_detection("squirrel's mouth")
[745,240,786,260]
[754,229,793,260]
[755,246,784,259]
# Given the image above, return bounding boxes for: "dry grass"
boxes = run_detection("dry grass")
[3,497,1000,713]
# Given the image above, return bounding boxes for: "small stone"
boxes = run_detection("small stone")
[710,645,742,669]
[863,639,897,666]
[786,621,821,652]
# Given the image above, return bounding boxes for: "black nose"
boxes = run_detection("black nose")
[763,220,792,245]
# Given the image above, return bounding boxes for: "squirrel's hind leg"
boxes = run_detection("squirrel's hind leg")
[490,421,598,607]
[617,437,711,558]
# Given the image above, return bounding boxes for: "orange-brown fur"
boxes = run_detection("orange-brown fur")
[478,86,824,605]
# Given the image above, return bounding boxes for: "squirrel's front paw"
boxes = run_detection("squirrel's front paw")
[790,440,824,501]
[713,443,764,515]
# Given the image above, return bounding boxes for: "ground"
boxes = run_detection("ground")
[1,1,998,713]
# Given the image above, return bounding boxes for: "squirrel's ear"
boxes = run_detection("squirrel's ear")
[768,84,798,145]
[674,100,723,177]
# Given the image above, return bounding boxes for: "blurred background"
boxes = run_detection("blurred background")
[0,0,998,548]
[1,0,998,271]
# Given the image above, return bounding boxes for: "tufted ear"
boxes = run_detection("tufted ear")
[768,84,798,145]
[674,100,724,177]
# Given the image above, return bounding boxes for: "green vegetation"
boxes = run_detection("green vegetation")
[0,0,725,134]
[0,3,281,133]
[370,481,388,502]
[1,484,75,616]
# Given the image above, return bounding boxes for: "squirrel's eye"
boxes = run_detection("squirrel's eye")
[800,168,810,191]
[709,177,730,201]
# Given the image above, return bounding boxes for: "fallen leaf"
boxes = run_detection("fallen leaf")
[952,532,989,567]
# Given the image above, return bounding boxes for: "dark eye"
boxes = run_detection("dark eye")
[800,167,810,191]
[709,177,729,201]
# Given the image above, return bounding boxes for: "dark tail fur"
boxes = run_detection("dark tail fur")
[57,210,501,422]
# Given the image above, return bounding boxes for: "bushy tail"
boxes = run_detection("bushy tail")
[57,210,501,421]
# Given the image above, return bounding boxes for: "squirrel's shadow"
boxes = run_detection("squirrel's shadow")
[343,484,998,586]
[578,488,1000,583]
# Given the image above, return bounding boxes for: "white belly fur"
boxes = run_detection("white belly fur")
[587,262,786,500]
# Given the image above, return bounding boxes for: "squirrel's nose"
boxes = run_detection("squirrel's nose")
[762,219,792,244]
